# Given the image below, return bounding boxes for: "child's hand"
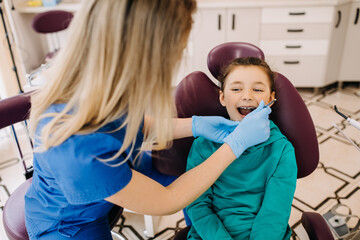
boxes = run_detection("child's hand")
[192,116,239,143]
[224,101,271,158]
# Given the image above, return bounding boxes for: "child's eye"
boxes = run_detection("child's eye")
[253,88,264,92]
[231,88,241,92]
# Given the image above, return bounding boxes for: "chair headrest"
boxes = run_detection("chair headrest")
[207,42,265,80]
[32,10,74,34]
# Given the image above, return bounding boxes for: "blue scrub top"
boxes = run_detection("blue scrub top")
[25,104,144,239]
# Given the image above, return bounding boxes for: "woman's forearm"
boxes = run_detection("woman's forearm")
[172,118,193,139]
[106,143,236,216]
[163,143,236,213]
[143,116,193,140]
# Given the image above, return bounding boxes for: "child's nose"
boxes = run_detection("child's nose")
[241,90,253,100]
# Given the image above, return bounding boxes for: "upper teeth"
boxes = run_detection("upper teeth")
[239,107,255,110]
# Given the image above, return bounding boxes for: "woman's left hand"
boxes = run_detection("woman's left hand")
[192,116,238,143]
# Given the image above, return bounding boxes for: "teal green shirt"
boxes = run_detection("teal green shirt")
[186,121,297,240]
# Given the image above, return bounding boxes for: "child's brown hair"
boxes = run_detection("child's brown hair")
[218,57,275,92]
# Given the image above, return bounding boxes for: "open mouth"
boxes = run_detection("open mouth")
[237,106,256,116]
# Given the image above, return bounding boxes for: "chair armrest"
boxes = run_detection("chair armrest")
[0,93,32,129]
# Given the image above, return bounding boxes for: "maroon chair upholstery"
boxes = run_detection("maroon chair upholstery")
[269,72,319,178]
[32,10,73,34]
[302,212,335,240]
[1,93,123,239]
[152,42,323,239]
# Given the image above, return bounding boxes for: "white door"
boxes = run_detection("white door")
[226,8,261,46]
[326,3,351,85]
[192,8,226,78]
[339,2,360,81]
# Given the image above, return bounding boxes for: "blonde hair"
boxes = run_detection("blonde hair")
[30,0,196,165]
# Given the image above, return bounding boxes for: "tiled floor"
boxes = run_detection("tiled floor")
[0,83,359,240]
[292,83,360,239]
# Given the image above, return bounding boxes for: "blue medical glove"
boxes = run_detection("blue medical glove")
[224,101,271,158]
[192,116,239,143]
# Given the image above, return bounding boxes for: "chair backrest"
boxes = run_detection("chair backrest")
[152,42,319,179]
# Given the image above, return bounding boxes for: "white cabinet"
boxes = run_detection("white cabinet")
[260,5,349,88]
[339,2,360,81]
[191,7,261,79]
[176,2,356,88]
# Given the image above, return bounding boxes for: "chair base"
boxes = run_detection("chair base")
[3,179,32,240]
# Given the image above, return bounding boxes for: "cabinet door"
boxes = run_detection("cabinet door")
[192,8,226,77]
[326,3,351,85]
[339,2,360,81]
[226,8,261,45]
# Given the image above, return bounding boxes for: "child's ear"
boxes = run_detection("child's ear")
[270,91,275,101]
[219,90,226,107]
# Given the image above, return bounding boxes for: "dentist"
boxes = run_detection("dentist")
[25,0,271,239]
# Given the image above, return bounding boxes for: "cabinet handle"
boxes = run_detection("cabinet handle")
[289,12,306,16]
[354,8,359,25]
[232,14,235,30]
[285,45,302,49]
[218,14,221,30]
[335,10,341,28]
[284,61,300,64]
[287,29,304,33]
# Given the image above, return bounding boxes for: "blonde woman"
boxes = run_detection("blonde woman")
[25,0,271,239]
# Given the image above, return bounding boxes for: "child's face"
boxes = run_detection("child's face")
[219,66,275,121]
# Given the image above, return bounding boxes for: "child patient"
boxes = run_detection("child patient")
[186,57,297,240]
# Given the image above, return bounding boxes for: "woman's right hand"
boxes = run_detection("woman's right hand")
[224,101,271,158]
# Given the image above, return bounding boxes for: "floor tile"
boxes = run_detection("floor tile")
[294,168,345,209]
[320,138,360,178]
[307,104,343,130]
[319,91,360,114]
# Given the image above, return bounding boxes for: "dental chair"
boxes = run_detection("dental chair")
[1,93,123,240]
[151,42,332,240]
